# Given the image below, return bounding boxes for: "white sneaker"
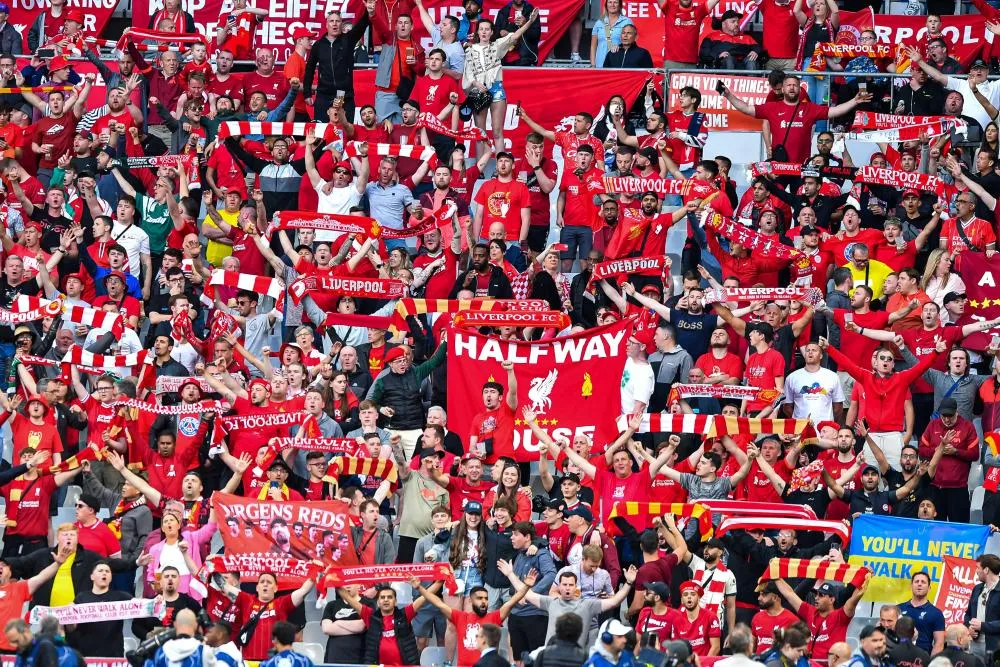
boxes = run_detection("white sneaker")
[570,52,582,64]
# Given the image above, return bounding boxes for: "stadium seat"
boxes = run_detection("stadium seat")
[971,487,986,525]
[302,621,325,645]
[63,485,82,507]
[420,646,448,667]
[292,642,323,663]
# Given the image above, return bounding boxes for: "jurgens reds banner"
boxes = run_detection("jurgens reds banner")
[132,0,585,64]
[447,319,633,462]
[212,492,357,585]
[950,252,1000,351]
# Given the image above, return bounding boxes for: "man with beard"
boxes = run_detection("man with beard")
[635,582,674,645]
[751,582,799,654]
[132,566,203,640]
[304,126,369,218]
[107,450,212,530]
[775,580,863,661]
[451,243,513,299]
[694,328,743,386]
[735,178,791,227]
[229,572,314,661]
[667,581,721,656]
[558,145,607,273]
[499,562,636,650]
[825,457,928,518]
[223,128,321,219]
[471,151,530,244]
[339,583,427,665]
[67,561,133,657]
[861,431,938,518]
[845,626,891,667]
[431,453,489,519]
[208,49,244,112]
[203,374,285,459]
[899,572,946,654]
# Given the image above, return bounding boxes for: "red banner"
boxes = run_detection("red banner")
[447,319,633,462]
[8,1,116,53]
[870,13,989,66]
[132,0,583,64]
[212,491,357,585]
[934,555,980,625]
[626,0,756,64]
[951,252,1000,351]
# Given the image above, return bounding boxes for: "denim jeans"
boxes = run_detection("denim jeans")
[0,342,15,391]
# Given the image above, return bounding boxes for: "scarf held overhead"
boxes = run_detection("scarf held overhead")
[451,309,570,329]
[757,557,871,591]
[848,111,968,142]
[29,598,165,624]
[703,212,813,283]
[322,563,457,594]
[268,211,379,238]
[589,256,671,284]
[718,517,851,544]
[700,287,823,305]
[607,502,714,540]
[287,275,406,306]
[388,298,547,333]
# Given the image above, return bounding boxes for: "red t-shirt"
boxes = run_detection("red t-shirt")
[91,110,136,145]
[229,227,267,277]
[293,256,345,314]
[449,165,482,207]
[359,604,417,666]
[208,73,246,105]
[595,466,651,530]
[206,144,248,199]
[242,70,288,107]
[534,521,571,562]
[3,475,56,537]
[760,0,798,58]
[32,109,82,169]
[75,520,121,557]
[0,581,30,650]
[751,608,800,652]
[553,131,604,162]
[873,239,919,272]
[743,348,786,412]
[663,0,709,63]
[694,352,744,383]
[637,607,675,645]
[560,166,604,229]
[235,593,296,660]
[413,248,460,300]
[144,447,198,501]
[798,604,851,660]
[228,397,288,459]
[900,325,965,393]
[469,401,516,464]
[410,75,461,117]
[832,309,890,370]
[753,101,828,164]
[514,157,559,229]
[822,229,885,264]
[742,459,791,504]
[668,607,721,655]
[8,412,62,461]
[451,609,502,666]
[474,179,530,241]
[445,476,489,519]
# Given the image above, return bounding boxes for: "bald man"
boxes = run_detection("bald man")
[149,609,216,667]
[828,643,852,667]
[936,625,985,667]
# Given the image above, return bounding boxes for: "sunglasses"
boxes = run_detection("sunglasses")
[334,168,351,175]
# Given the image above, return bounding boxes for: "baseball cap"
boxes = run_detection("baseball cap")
[630,327,655,349]
[268,457,291,473]
[861,464,881,476]
[464,501,483,515]
[816,582,838,597]
[938,397,958,415]
[603,620,631,637]
[902,189,921,199]
[545,498,567,514]
[561,472,581,485]
[971,58,989,69]
[704,538,726,551]
[799,225,819,236]
[103,270,127,285]
[638,146,659,162]
[645,582,670,599]
[564,505,593,523]
[943,291,967,305]
[290,27,313,42]
[418,447,442,461]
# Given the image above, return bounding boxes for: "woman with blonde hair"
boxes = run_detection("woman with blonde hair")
[590,0,633,67]
[921,247,966,308]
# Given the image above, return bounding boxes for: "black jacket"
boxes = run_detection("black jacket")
[494,2,542,66]
[6,546,136,606]
[363,603,419,665]
[474,651,512,667]
[534,639,588,667]
[603,45,655,68]
[303,13,371,98]
[964,580,1000,654]
[450,265,514,299]
[764,179,851,231]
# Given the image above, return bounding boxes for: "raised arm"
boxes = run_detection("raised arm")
[907,45,949,86]
[775,578,805,614]
[516,108,555,142]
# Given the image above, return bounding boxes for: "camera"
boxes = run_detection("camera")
[126,628,177,667]
[531,494,548,515]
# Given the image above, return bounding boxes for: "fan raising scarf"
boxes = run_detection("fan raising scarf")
[344,142,438,168]
[62,303,125,338]
[287,275,405,306]
[208,270,284,301]
[589,256,671,285]
[452,309,570,329]
[718,517,851,544]
[380,202,458,240]
[216,122,342,142]
[703,212,814,283]
[616,413,714,434]
[847,111,968,142]
[326,457,400,493]
[698,499,817,520]
[608,502,714,540]
[601,176,717,199]
[818,43,892,59]
[666,384,782,405]
[416,112,490,144]
[0,296,63,324]
[853,165,947,197]
[107,496,147,539]
[388,298,547,333]
[709,416,819,444]
[61,346,150,369]
[321,563,458,595]
[757,557,871,591]
[0,85,75,94]
[115,27,208,51]
[269,437,365,455]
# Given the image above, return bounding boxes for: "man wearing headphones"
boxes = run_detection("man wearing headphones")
[583,619,632,667]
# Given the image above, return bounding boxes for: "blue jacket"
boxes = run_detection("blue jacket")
[509,546,556,617]
[146,637,212,667]
[583,646,630,667]
[260,649,314,667]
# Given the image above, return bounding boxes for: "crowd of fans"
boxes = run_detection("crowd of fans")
[0,1,997,667]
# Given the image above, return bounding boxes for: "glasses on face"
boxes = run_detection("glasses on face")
[958,199,973,205]
[817,138,834,144]
[334,168,351,175]
[876,355,895,363]
[74,503,86,509]
[96,386,113,392]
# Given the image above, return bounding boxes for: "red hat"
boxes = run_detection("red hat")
[248,378,271,393]
[334,161,353,173]
[816,420,840,434]
[64,8,85,23]
[385,347,406,364]
[103,270,127,285]
[679,581,703,596]
[869,152,886,164]
[630,327,655,350]
[47,56,71,72]
[278,341,304,360]
[902,189,921,199]
[25,394,49,416]
[23,220,43,232]
[290,27,313,42]
[177,378,203,396]
[599,310,621,322]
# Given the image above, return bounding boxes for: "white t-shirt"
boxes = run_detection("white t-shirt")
[621,357,655,415]
[111,221,151,277]
[688,553,738,627]
[315,183,363,242]
[783,366,845,421]
[946,76,1000,130]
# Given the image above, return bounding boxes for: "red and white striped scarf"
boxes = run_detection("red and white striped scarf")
[268,211,378,238]
[617,413,714,434]
[111,398,229,415]
[216,122,341,142]
[115,27,208,52]
[61,346,150,369]
[288,275,405,306]
[668,384,780,403]
[703,212,814,284]
[344,142,438,167]
[0,85,75,94]
[381,202,457,240]
[209,270,284,301]
[62,303,124,337]
[697,499,817,521]
[718,517,851,545]
[690,558,730,621]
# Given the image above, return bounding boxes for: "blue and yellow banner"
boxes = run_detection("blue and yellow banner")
[848,515,990,603]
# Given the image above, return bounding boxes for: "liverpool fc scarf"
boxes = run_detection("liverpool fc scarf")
[0,85,75,94]
[288,275,405,306]
[381,202,458,240]
[321,563,457,595]
[708,416,819,444]
[847,111,968,142]
[116,27,208,51]
[452,309,570,330]
[668,384,781,404]
[0,296,63,324]
[757,557,870,591]
[601,176,717,199]
[219,410,305,431]
[853,165,946,196]
[112,398,228,415]
[270,438,365,455]
[107,496,147,539]
[700,287,824,305]
[217,122,341,142]
[607,501,714,540]
[326,457,400,493]
[703,212,813,282]
[416,112,489,144]
[818,43,892,59]
[589,256,671,283]
[719,518,851,545]
[388,298,547,333]
[268,211,379,238]
[29,598,166,625]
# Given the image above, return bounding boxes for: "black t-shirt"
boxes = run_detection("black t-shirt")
[29,206,72,253]
[132,593,203,640]
[784,487,833,522]
[322,598,365,664]
[68,589,134,657]
[547,475,595,507]
[884,470,932,518]
[888,640,931,667]
[0,276,40,343]
[843,489,896,517]
[669,309,716,361]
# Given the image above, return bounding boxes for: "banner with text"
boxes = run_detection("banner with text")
[132,0,583,64]
[847,515,990,603]
[934,555,980,626]
[950,252,1000,352]
[9,0,116,52]
[212,492,357,585]
[447,318,633,462]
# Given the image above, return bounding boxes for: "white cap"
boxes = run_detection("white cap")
[605,620,631,637]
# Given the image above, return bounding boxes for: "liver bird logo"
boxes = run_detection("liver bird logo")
[528,369,558,414]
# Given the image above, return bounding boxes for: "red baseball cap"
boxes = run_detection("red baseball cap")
[290,27,313,42]
[47,56,70,72]
[64,8,85,23]
[902,189,921,199]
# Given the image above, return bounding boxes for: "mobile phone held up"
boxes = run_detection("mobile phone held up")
[715,80,726,94]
